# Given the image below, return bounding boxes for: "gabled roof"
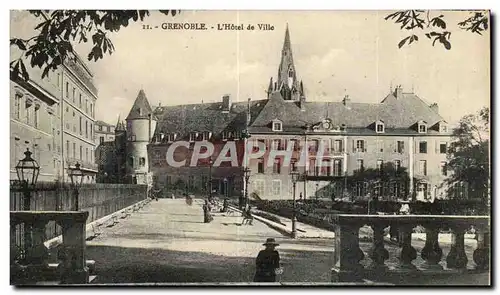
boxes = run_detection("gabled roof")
[126,89,155,120]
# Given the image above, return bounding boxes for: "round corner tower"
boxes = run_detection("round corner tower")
[124,89,157,184]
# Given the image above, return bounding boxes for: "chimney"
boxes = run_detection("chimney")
[222,94,231,113]
[394,85,403,99]
[342,94,351,109]
[299,95,306,111]
[430,103,439,113]
[159,102,161,107]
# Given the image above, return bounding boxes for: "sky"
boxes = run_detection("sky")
[10,10,490,126]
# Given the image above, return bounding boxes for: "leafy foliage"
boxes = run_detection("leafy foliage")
[10,10,179,81]
[445,107,489,201]
[385,10,488,50]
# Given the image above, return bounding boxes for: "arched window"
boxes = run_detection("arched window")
[288,68,294,78]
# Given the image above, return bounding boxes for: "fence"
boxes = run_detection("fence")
[10,182,147,256]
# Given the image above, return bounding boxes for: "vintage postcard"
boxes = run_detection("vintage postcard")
[9,10,490,286]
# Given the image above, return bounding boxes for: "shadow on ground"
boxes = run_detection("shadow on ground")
[85,245,335,283]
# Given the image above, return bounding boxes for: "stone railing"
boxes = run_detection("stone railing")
[331,215,490,284]
[10,211,92,285]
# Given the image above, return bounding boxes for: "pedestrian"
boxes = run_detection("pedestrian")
[203,199,213,223]
[254,238,282,282]
[221,198,228,213]
[299,192,303,201]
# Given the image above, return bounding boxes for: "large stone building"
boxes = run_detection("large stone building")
[10,50,98,183]
[104,26,466,201]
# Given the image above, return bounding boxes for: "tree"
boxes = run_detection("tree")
[445,107,489,201]
[10,10,179,81]
[385,10,488,50]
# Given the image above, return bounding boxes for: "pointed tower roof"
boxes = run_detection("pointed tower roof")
[277,24,297,87]
[115,114,126,131]
[126,89,154,120]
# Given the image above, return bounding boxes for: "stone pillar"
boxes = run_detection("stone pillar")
[57,212,89,284]
[397,224,417,270]
[368,222,389,271]
[331,221,365,282]
[420,224,443,270]
[446,225,468,270]
[473,231,490,270]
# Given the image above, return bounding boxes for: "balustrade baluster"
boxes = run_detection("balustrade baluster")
[420,223,443,270]
[473,231,490,270]
[446,225,468,270]
[397,224,417,270]
[368,221,389,271]
[331,221,365,282]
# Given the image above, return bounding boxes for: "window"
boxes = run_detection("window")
[90,103,93,117]
[86,148,88,162]
[288,69,293,78]
[376,122,384,133]
[189,132,197,142]
[289,139,299,151]
[85,121,88,138]
[419,123,427,133]
[440,124,448,133]
[272,121,282,132]
[355,182,367,197]
[333,159,342,176]
[202,131,210,141]
[419,160,427,176]
[376,159,384,172]
[440,161,447,176]
[394,160,401,172]
[439,142,447,154]
[14,93,21,119]
[79,145,83,160]
[273,159,281,174]
[57,73,60,87]
[272,180,281,196]
[419,141,427,153]
[79,93,82,108]
[254,180,265,197]
[66,140,70,155]
[291,159,298,172]
[79,117,82,135]
[98,125,103,131]
[333,139,343,152]
[34,106,39,128]
[222,131,228,141]
[65,82,69,98]
[73,143,76,158]
[100,136,104,144]
[321,159,331,176]
[396,141,404,153]
[309,139,319,152]
[356,159,364,172]
[168,134,175,142]
[72,88,76,102]
[107,126,110,132]
[139,157,146,167]
[85,99,88,113]
[128,157,134,168]
[355,140,365,152]
[258,159,265,173]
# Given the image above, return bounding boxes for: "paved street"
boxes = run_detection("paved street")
[86,199,336,283]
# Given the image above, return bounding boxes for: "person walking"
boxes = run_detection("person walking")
[254,238,282,282]
[203,199,213,223]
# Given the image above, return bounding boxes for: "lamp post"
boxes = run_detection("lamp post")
[243,167,251,208]
[223,178,228,199]
[208,157,213,200]
[68,162,85,211]
[15,148,40,211]
[290,170,299,239]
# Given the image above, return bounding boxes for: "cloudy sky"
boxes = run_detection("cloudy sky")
[11,10,490,125]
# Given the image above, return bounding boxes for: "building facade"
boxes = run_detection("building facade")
[10,50,98,183]
[105,25,463,201]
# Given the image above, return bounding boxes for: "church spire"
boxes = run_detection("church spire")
[274,24,304,101]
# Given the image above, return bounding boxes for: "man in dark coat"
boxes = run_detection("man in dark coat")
[203,199,213,223]
[254,238,281,282]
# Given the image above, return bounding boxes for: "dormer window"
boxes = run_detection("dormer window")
[167,134,176,142]
[439,121,448,133]
[222,132,228,141]
[234,131,241,140]
[189,132,198,142]
[228,131,234,139]
[202,131,211,141]
[416,120,428,133]
[376,120,385,133]
[272,119,283,132]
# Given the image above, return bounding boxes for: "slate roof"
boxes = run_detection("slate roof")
[126,89,155,120]
[152,89,445,139]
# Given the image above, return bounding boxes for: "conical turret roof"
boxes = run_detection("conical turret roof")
[115,115,126,131]
[126,89,154,120]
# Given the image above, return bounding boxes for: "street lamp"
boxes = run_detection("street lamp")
[223,178,228,199]
[290,170,300,239]
[243,167,251,208]
[68,162,85,211]
[15,148,40,211]
[208,157,213,200]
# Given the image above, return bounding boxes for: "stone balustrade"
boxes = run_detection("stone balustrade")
[10,211,90,285]
[331,214,490,284]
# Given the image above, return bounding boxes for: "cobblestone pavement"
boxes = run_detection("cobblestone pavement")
[86,199,336,283]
